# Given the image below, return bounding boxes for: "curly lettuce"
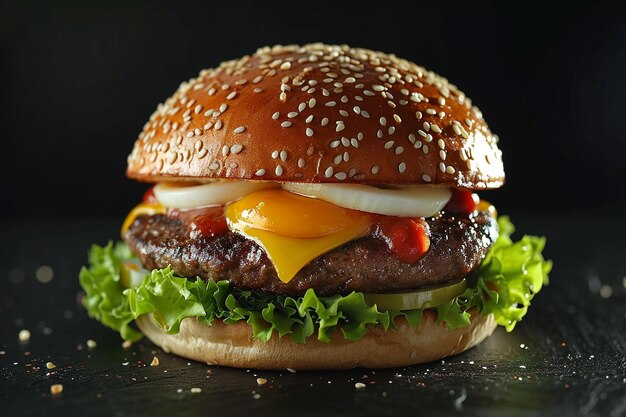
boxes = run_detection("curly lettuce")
[79,216,551,342]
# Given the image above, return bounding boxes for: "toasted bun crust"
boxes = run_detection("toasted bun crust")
[136,310,496,370]
[127,44,504,189]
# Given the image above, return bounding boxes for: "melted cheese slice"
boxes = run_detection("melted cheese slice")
[226,190,371,282]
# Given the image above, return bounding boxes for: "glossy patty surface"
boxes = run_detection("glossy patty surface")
[124,211,497,296]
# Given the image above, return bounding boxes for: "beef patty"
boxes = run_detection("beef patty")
[124,209,498,296]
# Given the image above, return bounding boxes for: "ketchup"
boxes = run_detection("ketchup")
[372,216,430,263]
[443,189,478,215]
[169,206,228,238]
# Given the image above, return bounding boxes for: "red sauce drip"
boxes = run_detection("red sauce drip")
[443,189,478,215]
[372,216,430,263]
[142,187,159,205]
[168,206,228,238]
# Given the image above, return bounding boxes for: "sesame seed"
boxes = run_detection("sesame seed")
[190,388,202,394]
[398,162,406,173]
[384,141,394,149]
[333,154,342,164]
[321,117,329,126]
[408,133,416,143]
[253,75,264,84]
[345,77,356,83]
[214,120,223,130]
[324,167,334,178]
[253,88,263,93]
[306,115,314,123]
[194,104,203,114]
[341,137,350,147]
[423,122,430,131]
[272,112,280,120]
[330,140,340,148]
[255,169,266,176]
[226,91,237,100]
[275,166,284,176]
[363,90,375,96]
[351,138,359,147]
[415,111,422,120]
[309,98,316,108]
[325,101,337,107]
[298,102,307,112]
[281,121,292,128]
[353,106,361,114]
[280,92,287,101]
[440,150,447,160]
[439,162,446,172]
[222,145,229,157]
[233,126,246,134]
[361,110,370,118]
[388,126,396,135]
[446,166,456,174]
[219,103,228,113]
[431,124,442,133]
[306,128,314,137]
[426,108,437,115]
[280,150,288,161]
[438,139,445,149]
[377,130,383,139]
[280,62,291,70]
[379,117,387,126]
[343,151,350,162]
[453,124,462,135]
[357,132,364,140]
[395,146,404,155]
[336,123,345,132]
[371,165,380,174]
[423,144,429,154]
[231,144,244,154]
[335,172,347,180]
[298,158,305,168]
[422,174,432,182]
[288,112,298,118]
[372,85,385,91]
[208,88,216,96]
[86,339,97,348]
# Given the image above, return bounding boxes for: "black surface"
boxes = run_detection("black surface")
[2,1,626,217]
[1,213,625,417]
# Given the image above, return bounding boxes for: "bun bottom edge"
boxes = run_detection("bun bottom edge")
[136,311,497,370]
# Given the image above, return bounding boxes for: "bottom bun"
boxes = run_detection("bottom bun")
[136,311,496,370]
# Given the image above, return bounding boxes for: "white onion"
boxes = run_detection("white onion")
[154,181,278,208]
[282,183,451,217]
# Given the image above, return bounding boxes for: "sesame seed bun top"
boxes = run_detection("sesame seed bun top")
[127,43,504,188]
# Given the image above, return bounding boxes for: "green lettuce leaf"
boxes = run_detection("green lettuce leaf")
[79,216,551,342]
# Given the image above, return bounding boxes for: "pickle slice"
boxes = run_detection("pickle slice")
[119,260,148,288]
[363,279,467,311]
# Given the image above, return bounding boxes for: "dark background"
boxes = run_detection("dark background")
[1,0,626,219]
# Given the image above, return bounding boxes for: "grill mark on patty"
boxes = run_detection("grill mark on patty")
[124,211,497,296]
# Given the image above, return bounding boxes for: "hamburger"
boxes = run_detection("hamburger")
[80,43,551,370]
